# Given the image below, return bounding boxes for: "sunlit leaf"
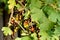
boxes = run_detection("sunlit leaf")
[21,36,31,40]
[8,0,16,9]
[15,37,21,40]
[2,27,13,36]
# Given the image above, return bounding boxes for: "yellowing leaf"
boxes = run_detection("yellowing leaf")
[8,0,16,9]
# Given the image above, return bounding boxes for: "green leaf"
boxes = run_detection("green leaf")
[15,4,21,10]
[43,5,54,15]
[8,0,16,9]
[54,25,60,36]
[24,10,30,19]
[43,5,60,23]
[29,0,42,9]
[40,21,54,38]
[40,21,54,31]
[40,21,54,40]
[26,0,31,3]
[21,36,31,40]
[30,7,40,21]
[56,0,60,8]
[40,30,53,40]
[52,35,59,40]
[31,33,38,40]
[48,11,60,23]
[41,0,55,4]
[1,27,12,36]
[0,0,8,3]
[15,37,21,40]
[31,7,48,23]
[57,13,60,22]
[48,11,58,23]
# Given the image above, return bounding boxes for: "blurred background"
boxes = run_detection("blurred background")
[0,0,9,40]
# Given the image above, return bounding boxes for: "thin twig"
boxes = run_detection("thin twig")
[8,8,13,27]
[15,20,27,33]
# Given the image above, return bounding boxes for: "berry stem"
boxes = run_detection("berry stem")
[8,8,13,27]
